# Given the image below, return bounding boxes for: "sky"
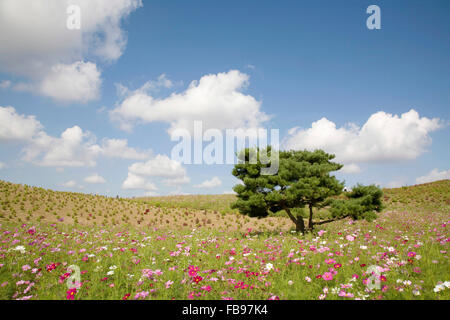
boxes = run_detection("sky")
[0,0,449,197]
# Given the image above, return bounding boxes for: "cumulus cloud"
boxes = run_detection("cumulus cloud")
[61,180,77,188]
[340,163,362,174]
[0,162,6,169]
[0,106,149,167]
[0,80,11,89]
[283,109,442,164]
[84,173,106,184]
[23,126,151,167]
[99,138,150,160]
[0,106,43,141]
[122,173,157,191]
[37,61,102,103]
[416,169,450,184]
[115,74,174,98]
[194,176,222,189]
[22,126,99,167]
[0,0,142,102]
[386,180,407,188]
[110,70,270,134]
[122,155,190,191]
[129,155,187,178]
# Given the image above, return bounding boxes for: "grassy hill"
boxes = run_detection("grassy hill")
[0,180,287,232]
[0,179,448,232]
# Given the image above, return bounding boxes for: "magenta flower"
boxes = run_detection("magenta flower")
[322,272,334,281]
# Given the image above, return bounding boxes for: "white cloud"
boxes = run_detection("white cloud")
[0,0,142,101]
[386,180,407,188]
[416,169,450,184]
[0,80,11,89]
[99,138,150,160]
[115,74,173,98]
[84,173,106,184]
[194,176,222,189]
[283,109,442,164]
[0,162,6,169]
[0,106,43,141]
[37,61,102,103]
[0,106,149,167]
[223,190,237,195]
[122,173,157,191]
[110,70,269,134]
[123,154,190,191]
[162,176,191,187]
[340,163,362,174]
[61,180,77,188]
[23,126,150,167]
[22,126,99,167]
[129,155,187,179]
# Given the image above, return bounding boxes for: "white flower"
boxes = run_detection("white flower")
[387,247,395,252]
[109,265,117,270]
[360,246,368,250]
[265,263,273,271]
[434,284,444,293]
[412,289,420,296]
[12,245,26,254]
[106,270,114,275]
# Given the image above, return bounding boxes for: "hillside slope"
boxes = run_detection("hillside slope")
[0,180,448,232]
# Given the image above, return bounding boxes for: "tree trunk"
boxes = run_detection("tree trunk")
[308,204,314,231]
[284,206,305,233]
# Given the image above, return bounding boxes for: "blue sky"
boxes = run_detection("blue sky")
[0,0,449,197]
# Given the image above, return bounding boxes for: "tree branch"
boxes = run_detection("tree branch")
[313,214,349,226]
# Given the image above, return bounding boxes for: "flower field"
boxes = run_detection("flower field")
[0,180,449,300]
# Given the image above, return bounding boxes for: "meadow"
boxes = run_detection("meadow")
[0,180,448,300]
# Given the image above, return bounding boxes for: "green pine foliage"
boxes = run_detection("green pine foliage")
[231,148,383,233]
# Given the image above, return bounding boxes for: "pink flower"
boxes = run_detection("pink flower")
[346,235,355,241]
[134,291,149,300]
[22,265,31,271]
[66,288,77,300]
[408,251,416,258]
[165,280,174,289]
[188,265,199,277]
[322,272,333,281]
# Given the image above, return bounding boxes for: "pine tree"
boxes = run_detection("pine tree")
[231,148,383,233]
